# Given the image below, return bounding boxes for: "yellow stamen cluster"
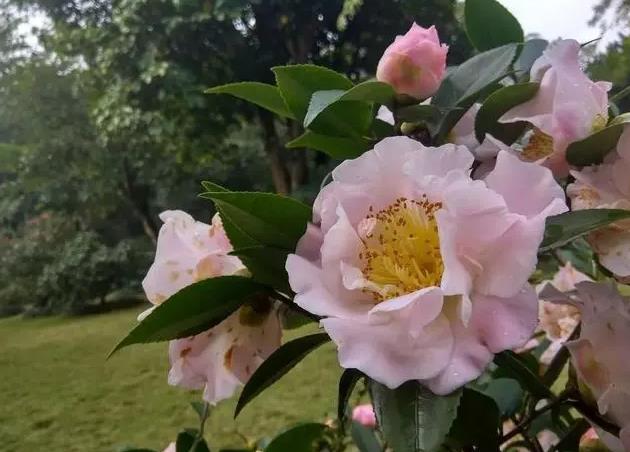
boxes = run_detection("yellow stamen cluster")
[359,196,443,302]
[522,128,554,161]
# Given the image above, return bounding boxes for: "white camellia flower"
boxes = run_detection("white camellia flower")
[142,210,282,404]
[286,136,567,394]
[541,281,630,451]
[568,127,630,281]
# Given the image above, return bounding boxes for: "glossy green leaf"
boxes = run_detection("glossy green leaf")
[493,351,553,399]
[109,276,264,356]
[541,209,630,252]
[396,104,444,123]
[338,368,363,423]
[230,246,291,293]
[176,429,210,452]
[264,423,329,452]
[272,65,352,120]
[465,0,524,51]
[515,39,548,77]
[303,80,395,128]
[351,422,382,452]
[566,114,630,166]
[475,82,539,144]
[206,82,293,119]
[308,98,373,138]
[448,388,500,451]
[235,333,330,417]
[370,380,462,452]
[286,130,372,159]
[432,44,518,141]
[200,191,311,250]
[200,182,257,249]
[200,180,229,192]
[482,378,523,416]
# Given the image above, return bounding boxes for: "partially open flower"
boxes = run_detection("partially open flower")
[541,282,630,451]
[286,136,567,394]
[500,39,611,177]
[568,127,630,281]
[376,23,448,99]
[537,262,590,364]
[142,210,281,404]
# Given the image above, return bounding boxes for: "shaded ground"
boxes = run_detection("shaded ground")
[0,308,340,451]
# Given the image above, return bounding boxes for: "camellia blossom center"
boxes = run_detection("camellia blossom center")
[358,196,443,301]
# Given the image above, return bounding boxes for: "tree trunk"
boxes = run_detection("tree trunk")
[120,158,158,244]
[259,110,291,194]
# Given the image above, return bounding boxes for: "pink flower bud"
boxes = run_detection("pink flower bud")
[376,23,448,99]
[352,404,377,428]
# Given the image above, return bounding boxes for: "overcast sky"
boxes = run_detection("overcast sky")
[497,0,624,48]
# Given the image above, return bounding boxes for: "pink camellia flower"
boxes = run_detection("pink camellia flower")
[568,127,630,281]
[541,281,630,451]
[536,262,590,364]
[352,404,377,428]
[500,39,611,177]
[376,23,448,99]
[286,136,567,394]
[142,210,282,404]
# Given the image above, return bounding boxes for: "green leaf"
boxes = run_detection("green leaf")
[235,333,330,417]
[482,378,523,416]
[432,44,518,141]
[449,388,500,451]
[515,39,548,77]
[351,422,382,452]
[396,104,444,123]
[206,82,294,119]
[176,429,210,452]
[475,83,539,144]
[540,209,630,252]
[109,276,264,356]
[338,368,364,423]
[200,191,311,250]
[264,423,329,452]
[272,65,352,120]
[308,97,373,138]
[200,180,229,192]
[200,182,258,249]
[493,351,553,399]
[303,81,395,129]
[230,246,291,293]
[286,130,372,159]
[465,0,524,51]
[370,380,462,452]
[566,113,630,166]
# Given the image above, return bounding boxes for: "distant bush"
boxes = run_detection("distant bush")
[0,214,150,317]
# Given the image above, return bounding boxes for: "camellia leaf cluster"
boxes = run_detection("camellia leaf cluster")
[112,0,630,451]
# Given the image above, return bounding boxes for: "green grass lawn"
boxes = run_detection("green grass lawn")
[0,308,341,452]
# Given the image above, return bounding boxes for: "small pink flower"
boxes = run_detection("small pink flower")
[500,39,611,177]
[142,210,281,404]
[376,23,448,99]
[286,136,567,394]
[352,404,377,428]
[541,282,630,451]
[536,262,590,364]
[568,127,630,281]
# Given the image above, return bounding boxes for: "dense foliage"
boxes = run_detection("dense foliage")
[0,0,471,316]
